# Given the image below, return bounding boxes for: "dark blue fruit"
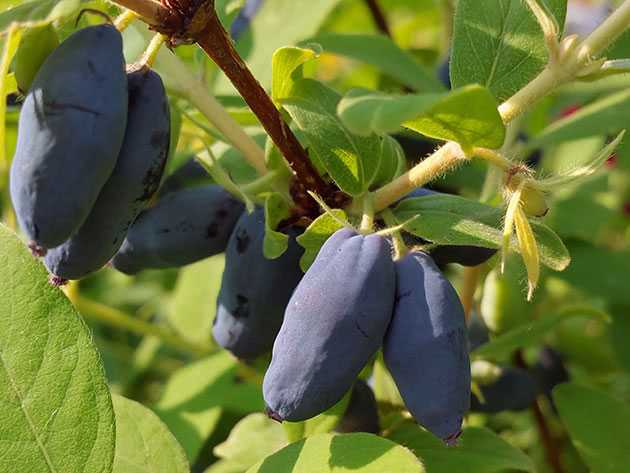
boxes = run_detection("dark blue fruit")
[384,252,470,442]
[10,24,128,250]
[263,228,395,422]
[337,379,380,434]
[430,245,497,267]
[158,157,209,197]
[470,367,539,413]
[230,0,265,39]
[44,68,170,281]
[212,208,304,360]
[111,185,244,274]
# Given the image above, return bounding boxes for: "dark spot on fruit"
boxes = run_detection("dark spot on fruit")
[233,294,249,319]
[236,229,250,254]
[206,222,219,239]
[216,208,228,220]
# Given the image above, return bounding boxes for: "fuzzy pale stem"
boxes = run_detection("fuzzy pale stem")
[373,142,467,212]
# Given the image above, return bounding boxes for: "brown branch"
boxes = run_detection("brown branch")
[364,0,391,37]
[113,0,342,215]
[191,4,342,215]
[514,351,565,473]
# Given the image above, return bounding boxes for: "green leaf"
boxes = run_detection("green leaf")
[215,414,287,471]
[295,209,348,271]
[394,194,570,271]
[451,0,566,102]
[338,85,505,149]
[272,45,321,104]
[372,354,404,407]
[283,390,351,442]
[14,23,58,93]
[531,89,630,147]
[337,89,442,136]
[204,460,245,473]
[0,224,115,472]
[403,85,505,149]
[155,352,264,462]
[388,424,535,473]
[215,0,343,94]
[472,308,608,361]
[282,79,381,195]
[169,255,224,346]
[371,135,406,188]
[246,433,424,473]
[557,240,630,306]
[112,394,190,473]
[554,383,630,473]
[263,193,291,259]
[304,33,444,92]
[0,0,84,32]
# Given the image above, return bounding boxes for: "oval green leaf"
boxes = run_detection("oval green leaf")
[246,433,424,473]
[112,394,189,473]
[0,224,115,472]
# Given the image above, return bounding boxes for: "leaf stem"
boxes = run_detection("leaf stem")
[359,193,375,233]
[381,209,408,259]
[500,0,630,123]
[138,33,166,68]
[109,0,164,24]
[369,0,630,212]
[73,296,213,357]
[114,9,139,30]
[514,350,565,473]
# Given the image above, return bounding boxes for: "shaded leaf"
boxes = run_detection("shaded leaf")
[246,433,424,473]
[555,383,630,473]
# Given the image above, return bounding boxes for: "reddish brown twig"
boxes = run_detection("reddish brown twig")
[151,0,342,216]
[514,351,565,473]
[364,0,391,37]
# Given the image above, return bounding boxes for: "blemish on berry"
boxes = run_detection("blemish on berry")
[233,294,249,319]
[236,229,250,254]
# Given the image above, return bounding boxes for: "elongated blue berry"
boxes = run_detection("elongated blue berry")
[213,208,304,360]
[384,252,470,442]
[44,68,170,281]
[10,24,127,250]
[111,185,244,274]
[263,228,395,422]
